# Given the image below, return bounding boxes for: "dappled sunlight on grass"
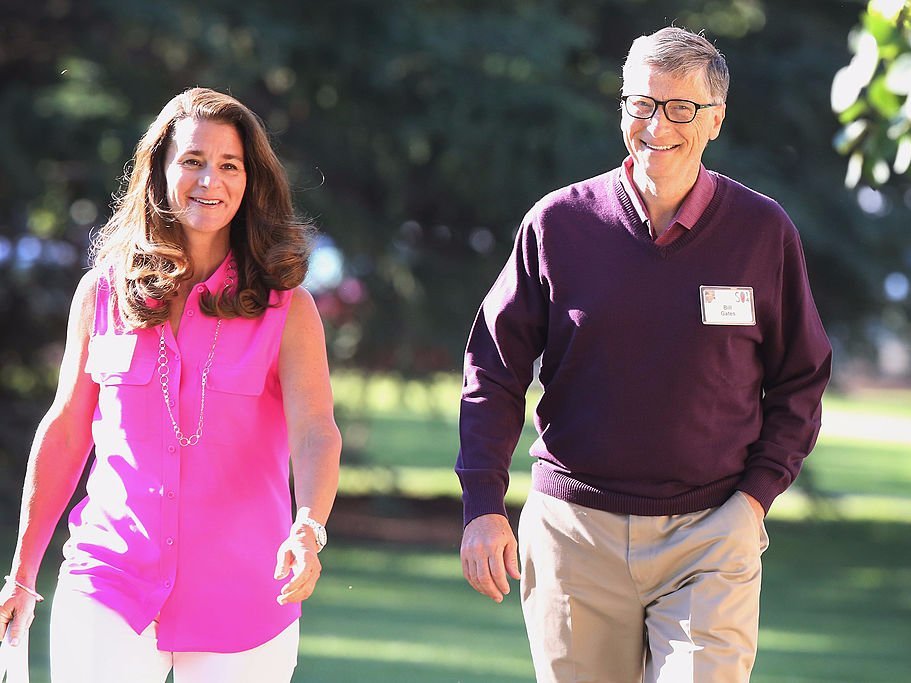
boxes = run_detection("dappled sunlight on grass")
[339,465,531,504]
[760,629,842,653]
[753,519,911,682]
[296,543,532,682]
[332,371,462,419]
[4,383,910,682]
[822,389,911,419]
[298,633,532,674]
[805,437,911,499]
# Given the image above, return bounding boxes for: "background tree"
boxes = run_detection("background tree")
[832,0,910,189]
[830,0,911,382]
[2,0,909,508]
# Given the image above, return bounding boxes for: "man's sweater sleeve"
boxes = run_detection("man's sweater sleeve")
[739,223,833,513]
[456,212,549,526]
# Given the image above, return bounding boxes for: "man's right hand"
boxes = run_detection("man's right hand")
[460,513,521,603]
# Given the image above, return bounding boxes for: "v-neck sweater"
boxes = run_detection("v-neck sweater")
[457,168,832,523]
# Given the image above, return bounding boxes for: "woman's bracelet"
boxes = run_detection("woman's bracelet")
[3,575,44,602]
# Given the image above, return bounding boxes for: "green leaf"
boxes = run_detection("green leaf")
[894,135,911,174]
[838,99,871,124]
[867,75,904,116]
[834,119,870,155]
[845,151,865,188]
[868,0,908,23]
[884,52,911,94]
[863,10,899,44]
[832,66,865,114]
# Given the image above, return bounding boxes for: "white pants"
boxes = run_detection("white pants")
[49,588,299,683]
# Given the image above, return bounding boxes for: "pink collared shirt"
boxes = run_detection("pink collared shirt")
[63,254,299,653]
[619,156,717,245]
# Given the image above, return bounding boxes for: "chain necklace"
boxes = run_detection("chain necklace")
[157,320,221,447]
[156,262,234,447]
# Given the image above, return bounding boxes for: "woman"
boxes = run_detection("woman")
[0,87,341,682]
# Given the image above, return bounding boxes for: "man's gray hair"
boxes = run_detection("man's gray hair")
[622,27,729,103]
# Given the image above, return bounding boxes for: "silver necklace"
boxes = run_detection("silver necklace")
[156,263,234,447]
[157,320,221,447]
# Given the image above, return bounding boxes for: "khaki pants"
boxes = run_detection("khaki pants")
[519,490,769,683]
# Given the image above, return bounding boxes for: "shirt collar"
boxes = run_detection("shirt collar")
[198,250,236,296]
[619,156,716,233]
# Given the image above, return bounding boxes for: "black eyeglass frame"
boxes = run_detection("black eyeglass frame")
[620,95,721,124]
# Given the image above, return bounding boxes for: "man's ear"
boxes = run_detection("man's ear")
[709,103,726,141]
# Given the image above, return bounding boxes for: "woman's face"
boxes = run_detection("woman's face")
[164,117,247,239]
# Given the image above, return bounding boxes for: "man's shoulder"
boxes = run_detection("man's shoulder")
[712,172,798,237]
[714,173,789,217]
[528,169,619,224]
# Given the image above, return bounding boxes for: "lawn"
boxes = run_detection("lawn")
[296,518,911,683]
[3,375,910,682]
[10,520,911,683]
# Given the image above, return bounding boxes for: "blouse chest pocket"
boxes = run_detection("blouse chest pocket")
[87,334,156,385]
[206,364,268,396]
[203,363,270,445]
[87,334,157,441]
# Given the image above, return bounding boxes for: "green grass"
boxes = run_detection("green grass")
[11,521,910,683]
[294,545,532,682]
[754,520,911,682]
[298,523,911,682]
[821,388,911,418]
[4,377,910,681]
[808,438,911,498]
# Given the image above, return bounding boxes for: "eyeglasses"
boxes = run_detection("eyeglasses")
[620,95,721,124]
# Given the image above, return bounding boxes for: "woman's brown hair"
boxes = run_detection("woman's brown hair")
[91,87,314,328]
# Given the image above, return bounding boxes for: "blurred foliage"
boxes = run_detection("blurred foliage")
[831,0,911,188]
[2,0,911,506]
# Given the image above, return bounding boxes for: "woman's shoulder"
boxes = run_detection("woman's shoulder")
[286,285,318,319]
[74,268,104,307]
[280,286,322,335]
[63,268,104,338]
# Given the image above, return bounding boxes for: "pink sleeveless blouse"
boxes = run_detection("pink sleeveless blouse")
[61,254,300,652]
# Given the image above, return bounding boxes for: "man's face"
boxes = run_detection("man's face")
[620,63,725,186]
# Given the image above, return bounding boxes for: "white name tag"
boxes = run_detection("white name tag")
[700,286,756,326]
[85,334,138,374]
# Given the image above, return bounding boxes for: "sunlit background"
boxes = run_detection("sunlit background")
[1,1,909,681]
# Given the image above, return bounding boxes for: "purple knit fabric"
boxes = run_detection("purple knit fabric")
[457,168,832,524]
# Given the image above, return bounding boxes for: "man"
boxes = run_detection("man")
[456,27,832,683]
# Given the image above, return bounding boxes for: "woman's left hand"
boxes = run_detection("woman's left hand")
[273,532,321,605]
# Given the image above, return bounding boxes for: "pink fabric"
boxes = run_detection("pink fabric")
[62,253,300,653]
[619,156,717,245]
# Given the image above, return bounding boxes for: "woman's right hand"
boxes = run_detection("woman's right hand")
[0,581,37,647]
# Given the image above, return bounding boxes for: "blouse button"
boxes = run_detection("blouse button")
[167,491,176,499]
[196,285,206,294]
[166,537,174,546]
[186,309,195,317]
[168,445,176,454]
[164,580,172,588]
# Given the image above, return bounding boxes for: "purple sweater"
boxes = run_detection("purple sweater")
[457,168,832,524]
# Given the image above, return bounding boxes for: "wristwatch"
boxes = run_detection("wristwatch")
[294,516,327,552]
